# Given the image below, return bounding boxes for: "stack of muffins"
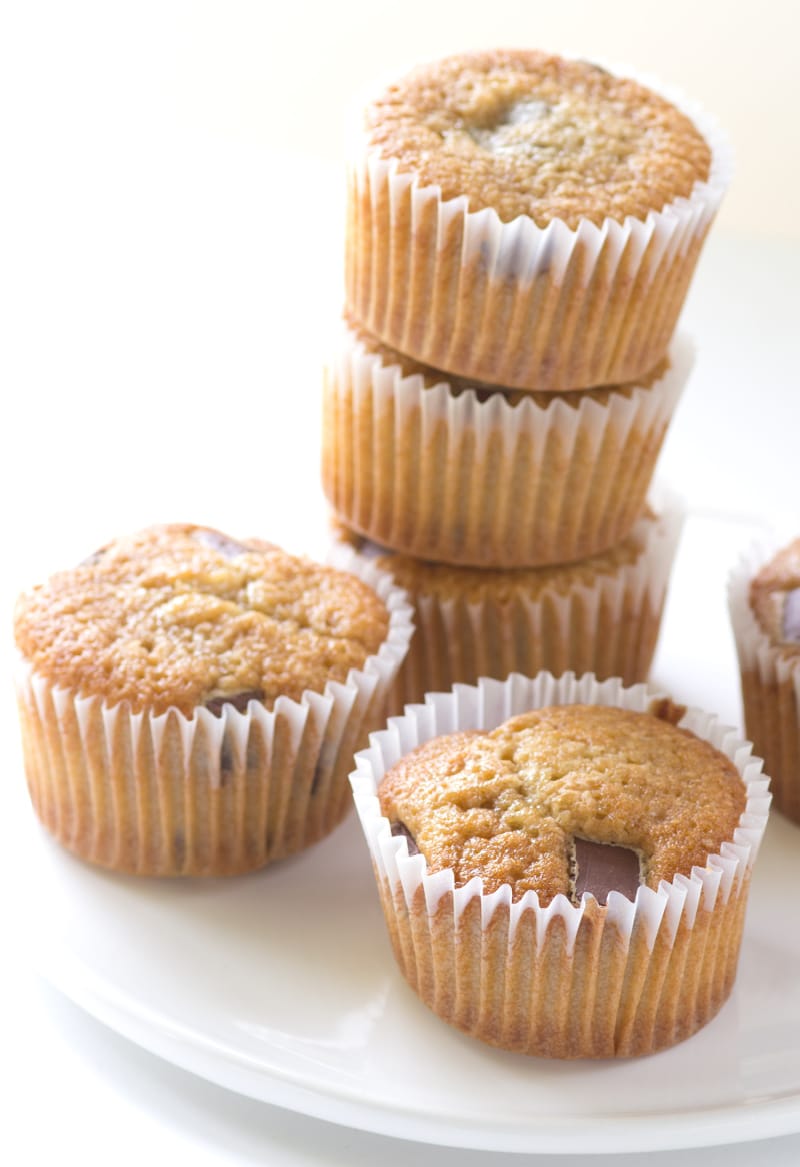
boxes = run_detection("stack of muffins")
[332,52,768,1063]
[322,49,730,710]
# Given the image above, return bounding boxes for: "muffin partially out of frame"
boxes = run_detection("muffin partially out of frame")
[350,673,770,1059]
[729,535,800,825]
[13,523,413,875]
[346,49,729,392]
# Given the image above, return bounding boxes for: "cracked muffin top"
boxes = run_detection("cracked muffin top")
[378,704,746,905]
[14,523,390,716]
[749,538,800,656]
[363,49,712,229]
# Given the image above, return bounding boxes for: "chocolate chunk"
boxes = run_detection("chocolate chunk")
[192,528,249,558]
[782,588,800,643]
[647,696,688,726]
[570,837,641,905]
[390,821,419,856]
[204,690,265,716]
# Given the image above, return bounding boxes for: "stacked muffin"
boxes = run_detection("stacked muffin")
[323,49,730,707]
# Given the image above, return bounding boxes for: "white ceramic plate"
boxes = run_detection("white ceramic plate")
[9,513,800,1155]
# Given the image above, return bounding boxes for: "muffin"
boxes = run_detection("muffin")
[350,672,770,1059]
[729,536,800,824]
[13,523,413,875]
[334,493,682,710]
[322,319,691,567]
[345,49,729,391]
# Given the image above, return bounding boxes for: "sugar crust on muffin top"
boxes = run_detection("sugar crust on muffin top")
[378,704,746,904]
[14,523,390,716]
[363,49,712,229]
[749,537,800,656]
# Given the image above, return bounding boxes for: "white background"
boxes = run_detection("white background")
[2,3,799,1165]
[2,0,798,583]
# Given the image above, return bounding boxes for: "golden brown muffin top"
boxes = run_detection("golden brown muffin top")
[334,507,656,602]
[749,538,800,657]
[14,523,390,717]
[344,314,669,407]
[363,49,712,229]
[378,704,745,905]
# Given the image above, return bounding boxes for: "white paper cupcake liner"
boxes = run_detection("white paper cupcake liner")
[350,672,770,1057]
[336,485,683,711]
[322,323,692,567]
[345,87,730,391]
[728,539,800,824]
[14,545,414,876]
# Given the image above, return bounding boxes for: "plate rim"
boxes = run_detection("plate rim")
[11,511,800,1155]
[21,812,800,1157]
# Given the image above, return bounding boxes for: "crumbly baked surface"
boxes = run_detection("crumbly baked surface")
[14,523,390,716]
[749,537,800,656]
[345,314,670,407]
[378,704,745,903]
[364,49,711,229]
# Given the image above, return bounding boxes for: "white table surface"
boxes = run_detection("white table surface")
[3,7,800,1161]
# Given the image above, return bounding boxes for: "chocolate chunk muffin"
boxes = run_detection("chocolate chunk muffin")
[748,539,800,653]
[378,705,746,904]
[351,673,770,1058]
[334,495,682,710]
[322,319,690,567]
[14,524,413,874]
[364,51,711,228]
[729,536,800,824]
[15,524,391,716]
[346,49,729,390]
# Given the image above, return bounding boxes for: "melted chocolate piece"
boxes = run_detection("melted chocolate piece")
[204,690,265,716]
[571,837,641,905]
[193,528,249,558]
[783,588,800,643]
[390,821,419,856]
[647,696,688,726]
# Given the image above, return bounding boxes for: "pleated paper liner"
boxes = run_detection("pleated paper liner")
[334,485,683,712]
[322,321,692,567]
[14,545,414,876]
[345,88,730,392]
[350,672,770,1058]
[729,538,800,825]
